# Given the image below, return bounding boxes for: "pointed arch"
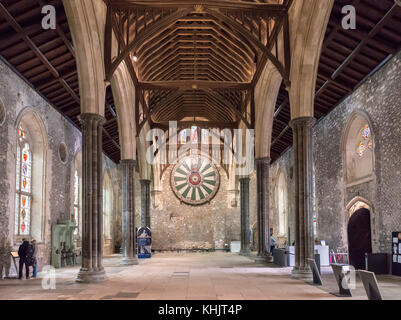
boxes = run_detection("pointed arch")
[110,60,137,160]
[346,196,373,218]
[342,110,375,186]
[63,0,107,115]
[254,61,282,159]
[72,149,82,240]
[14,107,48,243]
[288,0,334,118]
[276,170,288,237]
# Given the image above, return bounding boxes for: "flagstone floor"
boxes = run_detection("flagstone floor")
[0,252,400,300]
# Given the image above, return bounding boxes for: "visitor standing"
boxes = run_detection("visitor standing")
[270,229,277,254]
[25,242,35,278]
[31,240,38,278]
[0,238,12,279]
[17,239,30,279]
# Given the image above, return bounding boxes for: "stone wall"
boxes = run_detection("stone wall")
[270,50,401,256]
[0,59,120,271]
[269,149,295,246]
[313,50,401,254]
[150,164,243,251]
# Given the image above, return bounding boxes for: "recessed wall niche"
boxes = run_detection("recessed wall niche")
[58,142,68,164]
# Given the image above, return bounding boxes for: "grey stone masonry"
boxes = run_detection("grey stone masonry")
[290,117,316,280]
[140,179,151,228]
[76,113,107,283]
[313,50,401,255]
[240,177,251,255]
[256,158,273,262]
[121,160,138,266]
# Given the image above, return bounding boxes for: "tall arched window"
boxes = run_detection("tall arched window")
[103,171,112,240]
[344,112,375,185]
[72,151,82,242]
[191,126,198,143]
[179,129,187,144]
[15,127,32,237]
[14,109,46,242]
[277,172,287,236]
[201,129,209,144]
[73,170,80,235]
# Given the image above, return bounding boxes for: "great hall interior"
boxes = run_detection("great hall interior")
[0,0,401,302]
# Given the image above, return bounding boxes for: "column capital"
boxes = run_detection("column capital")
[239,176,251,182]
[78,113,106,126]
[255,157,271,165]
[120,159,137,166]
[140,179,152,185]
[289,116,316,129]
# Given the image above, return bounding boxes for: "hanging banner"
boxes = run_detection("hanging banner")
[138,227,152,259]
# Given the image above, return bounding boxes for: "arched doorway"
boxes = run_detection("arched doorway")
[347,207,372,270]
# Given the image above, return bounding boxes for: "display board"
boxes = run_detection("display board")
[330,264,352,297]
[392,232,401,277]
[359,270,383,300]
[138,227,152,259]
[307,258,323,286]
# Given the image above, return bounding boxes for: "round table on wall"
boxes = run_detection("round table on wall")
[170,154,220,206]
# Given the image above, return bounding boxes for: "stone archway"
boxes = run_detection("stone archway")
[347,204,372,270]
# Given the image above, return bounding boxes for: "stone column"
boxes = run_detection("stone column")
[120,160,138,266]
[290,117,316,280]
[140,179,151,228]
[239,177,251,255]
[255,157,273,262]
[76,113,107,283]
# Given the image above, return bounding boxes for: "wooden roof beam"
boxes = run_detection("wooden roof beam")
[140,80,252,91]
[108,1,287,13]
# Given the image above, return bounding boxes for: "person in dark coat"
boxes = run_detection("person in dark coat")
[18,239,30,279]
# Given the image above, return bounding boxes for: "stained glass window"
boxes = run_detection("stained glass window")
[357,141,367,157]
[179,129,187,144]
[15,127,32,237]
[73,170,79,235]
[103,174,112,239]
[362,125,370,139]
[277,173,287,236]
[191,126,198,143]
[201,129,209,144]
[356,124,373,157]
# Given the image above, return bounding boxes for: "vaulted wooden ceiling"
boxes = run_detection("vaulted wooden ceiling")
[105,0,291,136]
[0,0,400,164]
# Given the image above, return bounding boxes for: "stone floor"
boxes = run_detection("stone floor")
[0,252,400,300]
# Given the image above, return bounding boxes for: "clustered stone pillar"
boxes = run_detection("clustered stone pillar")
[140,179,151,228]
[290,117,316,279]
[120,160,138,266]
[76,113,107,283]
[239,177,251,255]
[256,157,273,262]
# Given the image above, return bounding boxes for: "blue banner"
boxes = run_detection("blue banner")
[138,227,152,259]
